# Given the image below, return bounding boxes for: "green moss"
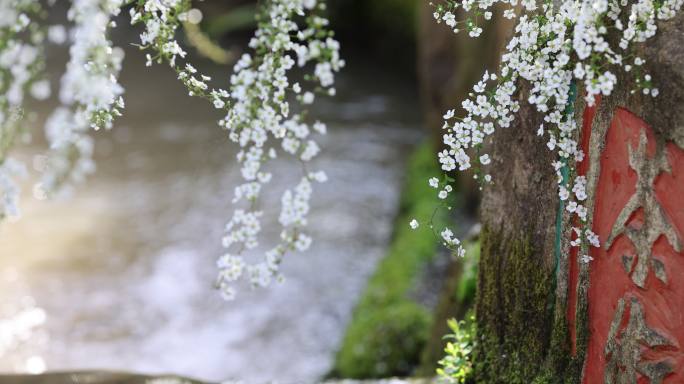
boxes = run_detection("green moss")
[473,226,584,384]
[473,226,553,384]
[332,142,452,379]
[335,302,431,378]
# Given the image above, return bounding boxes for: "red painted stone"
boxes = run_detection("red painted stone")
[582,108,684,383]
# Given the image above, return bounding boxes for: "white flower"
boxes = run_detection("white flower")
[455,246,466,258]
[410,219,419,230]
[586,230,600,248]
[302,91,315,104]
[30,80,50,100]
[441,228,454,243]
[48,25,67,44]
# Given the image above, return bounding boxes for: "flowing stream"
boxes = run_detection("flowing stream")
[0,40,423,382]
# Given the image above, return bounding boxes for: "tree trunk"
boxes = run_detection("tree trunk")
[475,12,684,384]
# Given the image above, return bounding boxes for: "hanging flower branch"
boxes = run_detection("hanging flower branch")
[40,0,125,195]
[0,0,47,219]
[0,0,342,300]
[130,0,343,299]
[413,0,683,261]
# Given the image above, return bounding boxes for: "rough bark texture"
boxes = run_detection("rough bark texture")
[473,12,684,384]
[474,81,567,383]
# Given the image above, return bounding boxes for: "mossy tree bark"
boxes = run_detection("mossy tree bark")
[474,80,570,383]
[473,12,684,384]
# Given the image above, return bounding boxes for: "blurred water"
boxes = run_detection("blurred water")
[0,42,423,382]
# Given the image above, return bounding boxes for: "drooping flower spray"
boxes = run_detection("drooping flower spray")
[0,0,342,300]
[413,0,682,262]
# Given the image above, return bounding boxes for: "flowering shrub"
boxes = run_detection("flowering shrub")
[0,0,342,299]
[413,0,683,261]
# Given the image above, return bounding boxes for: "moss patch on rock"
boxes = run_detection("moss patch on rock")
[335,302,432,378]
[332,141,451,379]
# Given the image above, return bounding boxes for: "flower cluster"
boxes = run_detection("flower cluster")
[411,174,466,258]
[133,0,343,299]
[0,0,341,300]
[130,0,190,67]
[40,0,125,195]
[0,158,27,219]
[217,0,342,299]
[415,0,683,262]
[0,0,45,218]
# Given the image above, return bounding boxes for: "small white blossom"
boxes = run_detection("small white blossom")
[586,230,600,248]
[410,219,419,229]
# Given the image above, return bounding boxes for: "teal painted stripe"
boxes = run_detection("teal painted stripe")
[554,161,570,279]
[553,81,577,285]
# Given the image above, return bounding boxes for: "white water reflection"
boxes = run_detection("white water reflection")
[0,270,49,374]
